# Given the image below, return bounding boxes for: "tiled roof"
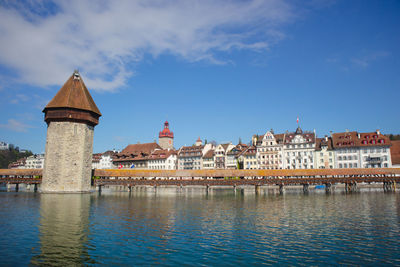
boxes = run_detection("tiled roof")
[148,149,177,160]
[120,142,161,155]
[203,149,214,158]
[332,131,391,148]
[178,145,204,157]
[43,71,101,116]
[315,137,333,151]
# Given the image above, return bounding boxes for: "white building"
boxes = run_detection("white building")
[92,150,118,169]
[214,143,235,169]
[282,127,316,169]
[25,154,45,169]
[202,149,215,169]
[0,141,9,150]
[253,131,284,169]
[332,130,392,168]
[148,149,177,170]
[315,137,334,169]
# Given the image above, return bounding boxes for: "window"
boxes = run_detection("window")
[349,163,353,168]
[339,163,343,168]
[344,163,347,168]
[354,163,357,168]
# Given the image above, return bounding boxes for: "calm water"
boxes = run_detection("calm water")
[1,188,400,266]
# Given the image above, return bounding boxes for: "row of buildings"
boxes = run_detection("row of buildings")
[8,121,400,170]
[107,122,398,170]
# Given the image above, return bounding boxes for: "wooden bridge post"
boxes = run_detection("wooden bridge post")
[303,184,309,193]
[325,183,332,194]
[15,183,19,192]
[206,184,210,193]
[234,184,237,192]
[98,185,102,194]
[279,184,284,194]
[34,183,38,192]
[128,185,132,192]
[255,185,261,194]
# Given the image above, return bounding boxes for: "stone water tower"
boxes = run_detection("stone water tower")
[41,70,101,192]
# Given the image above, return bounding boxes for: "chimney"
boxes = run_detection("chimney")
[357,133,360,139]
[325,135,328,142]
[376,129,381,135]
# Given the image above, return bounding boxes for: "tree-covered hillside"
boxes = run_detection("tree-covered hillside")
[0,145,33,169]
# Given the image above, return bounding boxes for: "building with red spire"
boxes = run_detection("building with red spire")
[159,121,174,150]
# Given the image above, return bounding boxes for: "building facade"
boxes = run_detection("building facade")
[0,141,9,150]
[283,127,316,169]
[147,149,177,170]
[113,143,162,169]
[255,131,284,170]
[25,154,45,169]
[315,137,334,169]
[214,143,235,169]
[238,146,257,169]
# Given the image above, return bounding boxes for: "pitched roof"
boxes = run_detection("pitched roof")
[315,137,333,151]
[332,131,391,148]
[43,71,101,116]
[148,149,177,160]
[120,142,161,155]
[203,149,214,158]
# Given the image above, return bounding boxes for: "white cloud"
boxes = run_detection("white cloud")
[0,0,294,92]
[0,119,33,132]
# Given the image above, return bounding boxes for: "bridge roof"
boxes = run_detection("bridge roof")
[43,71,101,116]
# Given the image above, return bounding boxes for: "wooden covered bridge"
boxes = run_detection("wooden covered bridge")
[1,168,399,193]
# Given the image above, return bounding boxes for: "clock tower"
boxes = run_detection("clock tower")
[158,121,174,150]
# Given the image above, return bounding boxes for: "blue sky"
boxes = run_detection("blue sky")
[0,0,399,153]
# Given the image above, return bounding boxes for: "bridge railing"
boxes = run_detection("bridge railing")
[0,168,400,180]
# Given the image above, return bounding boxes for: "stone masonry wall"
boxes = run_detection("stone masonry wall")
[41,121,94,192]
[159,137,173,150]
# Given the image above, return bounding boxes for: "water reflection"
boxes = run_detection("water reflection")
[31,194,93,266]
[0,188,397,265]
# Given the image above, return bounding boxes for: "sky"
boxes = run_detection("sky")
[0,0,399,154]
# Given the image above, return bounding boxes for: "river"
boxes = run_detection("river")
[0,187,399,265]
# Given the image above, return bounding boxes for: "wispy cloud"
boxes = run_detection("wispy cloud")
[351,51,390,68]
[0,119,33,132]
[0,0,295,92]
[10,94,30,104]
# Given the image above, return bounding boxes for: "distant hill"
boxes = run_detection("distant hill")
[0,145,33,169]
